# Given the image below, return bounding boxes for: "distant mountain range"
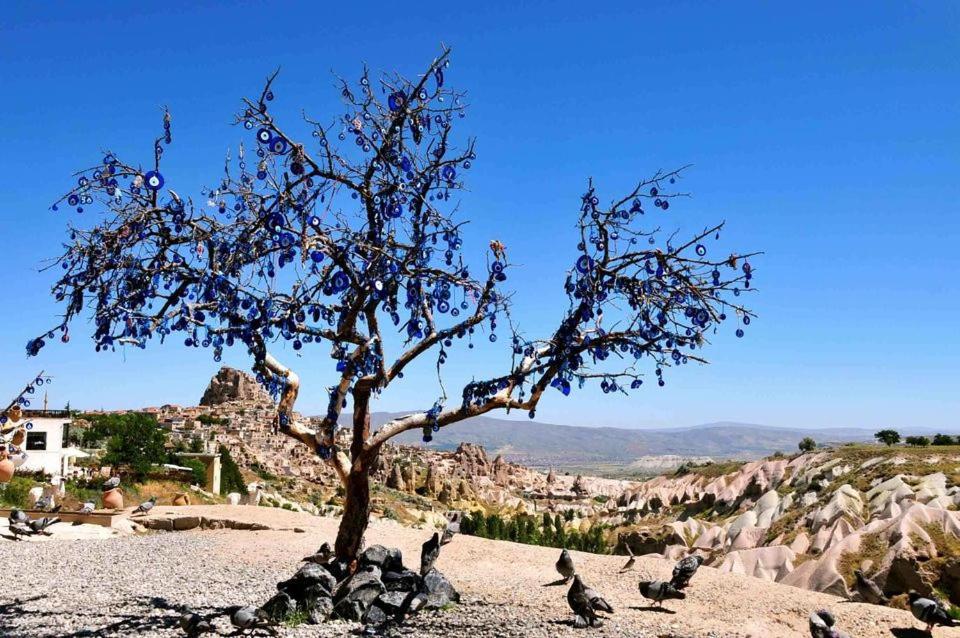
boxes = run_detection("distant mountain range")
[337,412,906,468]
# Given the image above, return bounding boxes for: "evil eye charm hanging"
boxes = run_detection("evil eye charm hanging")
[441,165,456,181]
[576,255,594,274]
[695,244,707,257]
[256,128,272,144]
[143,171,164,191]
[388,91,406,112]
[269,137,288,154]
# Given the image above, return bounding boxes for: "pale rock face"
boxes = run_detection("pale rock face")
[801,491,819,507]
[200,366,273,406]
[226,492,241,506]
[788,532,811,555]
[693,524,727,550]
[718,545,796,581]
[810,484,862,532]
[730,526,768,550]
[728,510,759,542]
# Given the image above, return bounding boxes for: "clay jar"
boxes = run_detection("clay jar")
[0,458,14,483]
[172,493,191,506]
[102,488,124,509]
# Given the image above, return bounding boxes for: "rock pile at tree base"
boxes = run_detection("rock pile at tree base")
[259,544,459,628]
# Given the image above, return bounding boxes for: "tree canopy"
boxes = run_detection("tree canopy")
[874,429,901,446]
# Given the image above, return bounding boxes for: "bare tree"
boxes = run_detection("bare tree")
[31,47,757,560]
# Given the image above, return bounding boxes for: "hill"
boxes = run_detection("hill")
[350,412,878,466]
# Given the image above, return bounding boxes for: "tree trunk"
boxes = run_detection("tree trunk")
[334,465,372,560]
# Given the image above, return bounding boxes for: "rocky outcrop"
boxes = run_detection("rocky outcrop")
[200,367,273,406]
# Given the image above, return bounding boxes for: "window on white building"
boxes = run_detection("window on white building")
[26,432,48,451]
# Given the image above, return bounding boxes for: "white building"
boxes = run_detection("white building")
[16,410,85,477]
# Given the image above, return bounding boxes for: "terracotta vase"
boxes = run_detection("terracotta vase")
[0,458,14,483]
[172,493,190,506]
[10,428,25,447]
[102,488,124,510]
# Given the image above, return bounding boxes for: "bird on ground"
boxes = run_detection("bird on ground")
[28,517,60,536]
[670,554,705,590]
[619,545,636,572]
[103,476,120,491]
[8,509,29,525]
[852,569,889,605]
[809,609,851,638]
[440,513,460,546]
[34,495,52,511]
[8,521,34,540]
[301,541,333,564]
[228,605,273,633]
[420,532,441,576]
[132,496,157,516]
[637,580,686,608]
[79,502,95,514]
[909,591,957,633]
[179,611,214,637]
[567,575,607,628]
[556,549,575,583]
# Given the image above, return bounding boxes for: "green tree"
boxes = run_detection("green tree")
[798,437,816,452]
[188,435,205,453]
[101,413,168,481]
[218,445,246,495]
[932,434,955,446]
[875,429,901,446]
[905,435,931,447]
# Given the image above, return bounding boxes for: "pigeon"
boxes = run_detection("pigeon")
[556,549,576,583]
[8,521,34,540]
[132,496,157,516]
[420,532,441,576]
[228,605,273,633]
[619,545,636,572]
[79,502,95,514]
[8,508,29,525]
[103,476,120,491]
[179,611,214,637]
[852,569,889,605]
[567,575,605,628]
[301,542,333,564]
[440,514,460,546]
[28,517,60,536]
[638,580,686,607]
[909,590,957,633]
[34,495,53,511]
[808,609,851,638]
[670,554,705,590]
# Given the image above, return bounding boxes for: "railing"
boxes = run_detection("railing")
[22,409,71,419]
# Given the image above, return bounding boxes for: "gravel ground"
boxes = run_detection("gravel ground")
[0,507,956,638]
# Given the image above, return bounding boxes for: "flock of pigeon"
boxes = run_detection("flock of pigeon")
[554,547,957,636]
[5,477,958,636]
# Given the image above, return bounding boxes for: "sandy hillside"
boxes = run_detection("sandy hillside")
[0,506,956,638]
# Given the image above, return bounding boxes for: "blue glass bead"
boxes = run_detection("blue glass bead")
[143,171,164,191]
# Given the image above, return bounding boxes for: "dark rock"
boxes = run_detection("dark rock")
[304,596,334,624]
[422,568,459,609]
[361,545,404,572]
[278,562,337,600]
[362,603,389,625]
[382,569,421,592]
[333,565,385,620]
[374,591,410,612]
[259,592,297,622]
[325,558,353,582]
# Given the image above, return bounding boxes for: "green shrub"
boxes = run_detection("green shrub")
[0,476,34,508]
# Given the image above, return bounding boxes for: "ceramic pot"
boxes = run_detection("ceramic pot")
[172,493,190,506]
[102,488,124,509]
[0,458,14,483]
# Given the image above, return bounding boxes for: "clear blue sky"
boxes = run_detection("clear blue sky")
[1,2,958,430]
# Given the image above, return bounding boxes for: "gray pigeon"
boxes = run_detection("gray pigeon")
[79,502,95,514]
[229,605,273,633]
[853,569,888,605]
[103,476,121,491]
[34,495,53,511]
[8,521,34,540]
[670,554,705,590]
[909,591,957,633]
[638,580,686,607]
[556,549,575,583]
[132,496,157,516]
[809,609,851,638]
[619,545,636,572]
[28,517,60,536]
[179,611,214,637]
[440,512,461,546]
[8,509,29,524]
[420,532,441,575]
[567,575,604,628]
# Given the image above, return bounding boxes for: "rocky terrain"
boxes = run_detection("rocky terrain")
[2,506,956,638]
